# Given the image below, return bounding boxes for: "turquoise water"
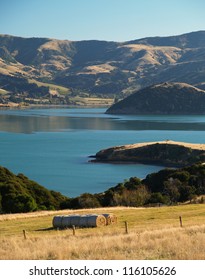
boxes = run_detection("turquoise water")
[0,108,205,197]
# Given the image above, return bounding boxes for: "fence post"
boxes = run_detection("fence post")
[72,225,76,236]
[23,229,27,240]
[179,216,183,227]
[124,221,129,234]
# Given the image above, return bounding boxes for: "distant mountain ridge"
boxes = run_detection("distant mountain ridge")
[0,31,205,103]
[129,30,205,48]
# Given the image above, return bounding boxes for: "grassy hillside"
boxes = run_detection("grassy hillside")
[1,204,205,259]
[28,79,71,95]
[1,31,205,100]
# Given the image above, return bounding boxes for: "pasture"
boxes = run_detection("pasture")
[1,204,205,259]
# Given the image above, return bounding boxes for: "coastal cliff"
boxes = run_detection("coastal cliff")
[93,140,205,167]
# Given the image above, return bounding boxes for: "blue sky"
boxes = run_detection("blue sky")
[0,0,205,41]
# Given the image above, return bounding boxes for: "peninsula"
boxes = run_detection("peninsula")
[106,82,205,115]
[92,140,205,167]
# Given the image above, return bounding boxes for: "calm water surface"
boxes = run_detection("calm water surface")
[0,107,205,197]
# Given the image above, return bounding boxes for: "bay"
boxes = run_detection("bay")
[0,107,205,197]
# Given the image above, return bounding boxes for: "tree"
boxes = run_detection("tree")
[77,193,101,209]
[124,177,142,190]
[172,171,190,183]
[178,185,196,202]
[131,185,150,206]
[148,192,170,204]
[2,193,37,213]
[163,178,181,203]
[107,185,150,207]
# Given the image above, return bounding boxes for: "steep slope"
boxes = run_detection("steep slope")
[0,35,75,78]
[106,82,205,114]
[0,166,67,213]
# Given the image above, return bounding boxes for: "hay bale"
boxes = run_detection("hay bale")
[70,215,81,226]
[86,214,106,227]
[79,215,89,227]
[60,215,81,228]
[61,215,72,228]
[52,216,63,228]
[53,214,107,228]
[102,213,117,225]
[79,214,106,227]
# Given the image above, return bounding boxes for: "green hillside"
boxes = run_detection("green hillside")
[0,166,67,213]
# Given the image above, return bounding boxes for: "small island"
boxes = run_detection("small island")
[92,140,205,167]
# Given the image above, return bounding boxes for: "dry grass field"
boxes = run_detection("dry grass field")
[1,205,205,260]
[112,140,205,152]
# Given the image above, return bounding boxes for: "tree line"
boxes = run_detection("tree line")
[0,164,205,213]
[61,164,205,209]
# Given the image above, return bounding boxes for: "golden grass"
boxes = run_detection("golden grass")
[70,97,114,106]
[120,44,181,65]
[28,79,71,95]
[39,40,73,52]
[0,88,8,94]
[113,140,205,151]
[83,97,114,105]
[1,205,205,260]
[79,64,116,75]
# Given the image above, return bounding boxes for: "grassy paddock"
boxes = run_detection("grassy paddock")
[28,79,71,95]
[1,205,205,259]
[0,89,8,95]
[69,96,114,106]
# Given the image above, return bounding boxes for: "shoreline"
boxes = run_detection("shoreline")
[0,104,109,110]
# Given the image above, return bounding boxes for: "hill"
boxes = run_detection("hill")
[1,31,205,104]
[0,166,67,213]
[106,82,205,114]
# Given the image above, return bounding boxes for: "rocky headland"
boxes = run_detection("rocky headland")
[92,140,205,167]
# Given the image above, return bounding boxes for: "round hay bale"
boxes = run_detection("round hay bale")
[61,215,72,228]
[86,214,106,227]
[79,215,89,227]
[102,214,117,225]
[52,216,63,228]
[70,215,81,227]
[54,214,107,228]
